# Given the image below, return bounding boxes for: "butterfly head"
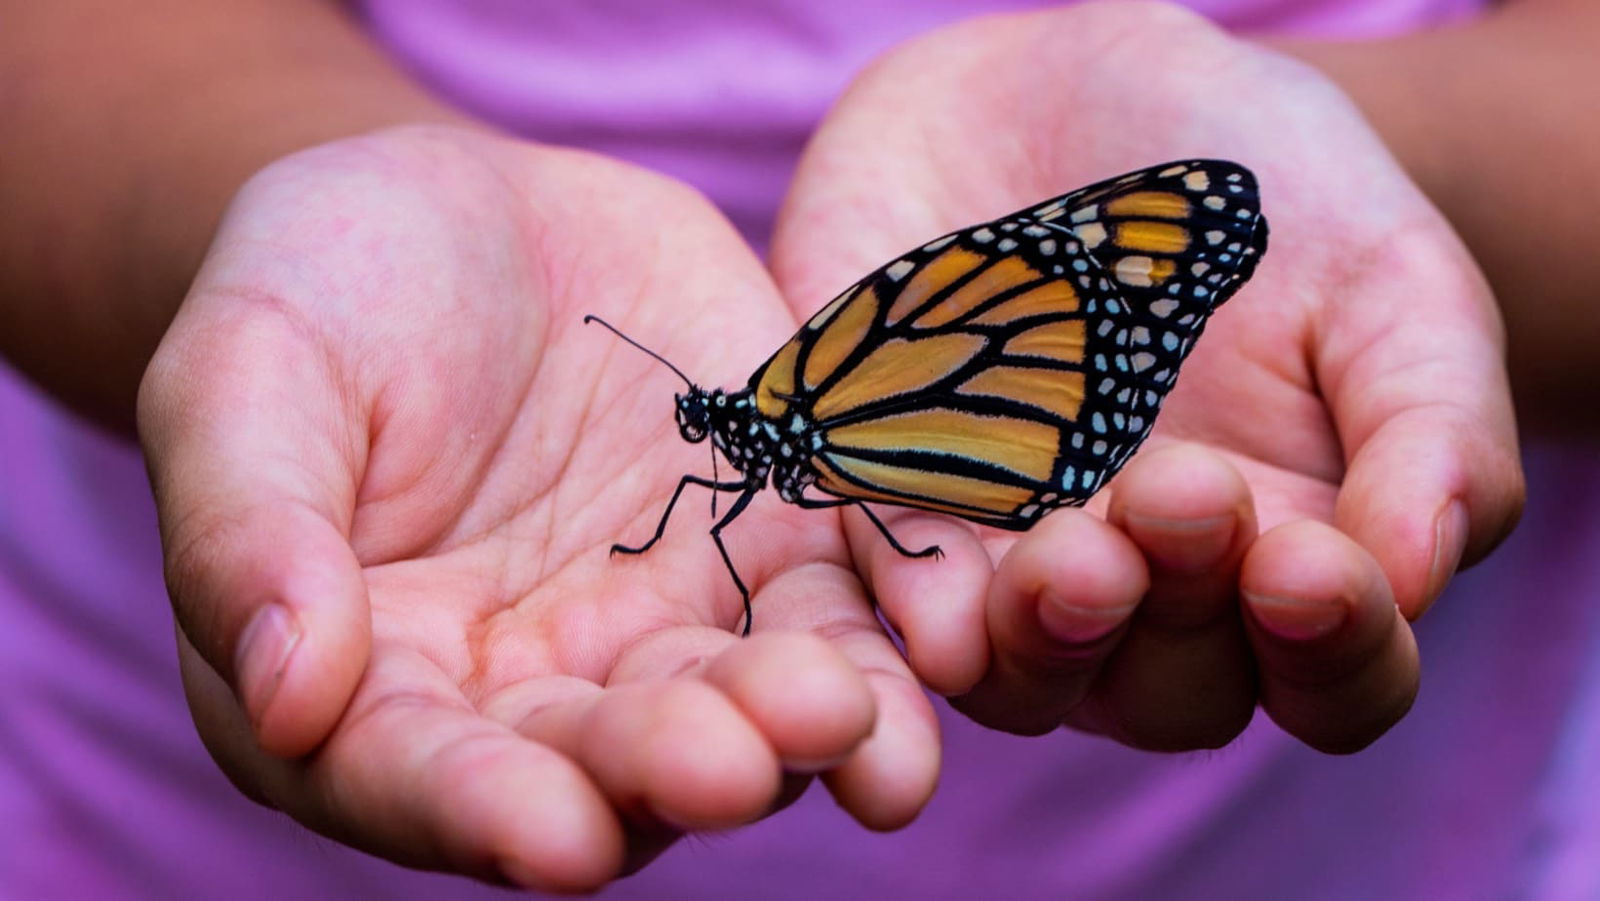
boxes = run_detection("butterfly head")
[674,388,713,444]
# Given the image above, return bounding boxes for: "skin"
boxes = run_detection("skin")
[4,1,937,887]
[1274,0,1600,437]
[143,130,941,888]
[772,3,1523,752]
[0,0,1575,890]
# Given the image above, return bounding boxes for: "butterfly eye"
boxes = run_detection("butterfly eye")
[676,396,709,443]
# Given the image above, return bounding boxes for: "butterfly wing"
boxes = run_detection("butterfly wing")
[1029,158,1268,326]
[752,159,1268,528]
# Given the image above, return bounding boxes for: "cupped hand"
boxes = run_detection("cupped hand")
[769,1,1524,753]
[138,125,937,890]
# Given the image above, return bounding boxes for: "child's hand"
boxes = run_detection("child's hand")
[770,2,1524,752]
[139,126,937,890]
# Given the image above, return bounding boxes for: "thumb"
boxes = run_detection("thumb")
[139,297,370,758]
[1322,229,1524,619]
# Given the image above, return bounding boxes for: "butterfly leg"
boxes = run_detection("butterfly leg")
[857,504,943,560]
[613,474,749,556]
[793,496,944,559]
[709,486,761,636]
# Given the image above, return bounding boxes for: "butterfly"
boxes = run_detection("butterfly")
[588,159,1268,635]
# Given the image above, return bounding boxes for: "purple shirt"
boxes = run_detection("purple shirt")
[15,1,1595,898]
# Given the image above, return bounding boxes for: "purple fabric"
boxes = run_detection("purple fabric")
[359,0,1480,252]
[14,0,1590,898]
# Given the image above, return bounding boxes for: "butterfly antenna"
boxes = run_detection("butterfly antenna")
[583,315,696,389]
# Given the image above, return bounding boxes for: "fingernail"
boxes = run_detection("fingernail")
[1246,591,1346,641]
[235,604,302,727]
[1424,501,1468,612]
[1037,592,1135,644]
[1122,512,1236,573]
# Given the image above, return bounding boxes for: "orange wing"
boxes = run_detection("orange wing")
[749,159,1268,528]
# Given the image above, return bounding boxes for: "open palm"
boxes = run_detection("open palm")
[771,3,1523,750]
[140,126,936,890]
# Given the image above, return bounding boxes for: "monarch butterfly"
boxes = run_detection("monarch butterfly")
[589,159,1268,635]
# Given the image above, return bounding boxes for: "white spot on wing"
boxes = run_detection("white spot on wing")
[1114,255,1156,287]
[1149,298,1180,318]
[885,259,915,281]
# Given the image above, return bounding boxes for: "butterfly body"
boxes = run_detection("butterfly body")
[595,159,1269,633]
[672,385,819,503]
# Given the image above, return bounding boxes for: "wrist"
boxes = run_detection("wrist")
[0,1,483,432]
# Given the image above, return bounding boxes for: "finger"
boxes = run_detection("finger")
[184,641,625,893]
[1322,229,1524,618]
[846,508,992,695]
[485,627,876,870]
[476,674,684,875]
[497,629,803,832]
[701,632,876,771]
[821,659,942,831]
[599,625,878,772]
[1242,520,1420,753]
[513,672,783,833]
[951,509,1148,736]
[502,567,935,833]
[758,561,942,830]
[1079,444,1259,751]
[1336,403,1522,618]
[139,301,368,757]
